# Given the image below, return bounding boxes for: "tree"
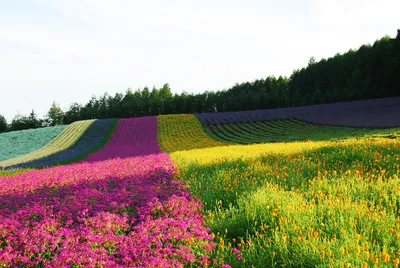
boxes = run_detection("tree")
[64,102,83,124]
[0,114,7,132]
[5,32,398,131]
[159,83,173,114]
[122,88,136,117]
[308,56,317,66]
[27,110,42,129]
[47,102,65,126]
[150,87,161,115]
[9,110,42,131]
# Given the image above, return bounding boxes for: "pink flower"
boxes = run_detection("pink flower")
[203,243,211,252]
[231,247,240,254]
[0,116,221,266]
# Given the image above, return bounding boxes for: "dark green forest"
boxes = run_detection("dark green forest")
[1,31,399,132]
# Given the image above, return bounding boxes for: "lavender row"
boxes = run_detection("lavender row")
[0,115,225,267]
[196,97,400,128]
[7,119,117,170]
[81,117,160,163]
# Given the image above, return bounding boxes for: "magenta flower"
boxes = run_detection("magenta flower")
[0,116,225,267]
[231,248,240,254]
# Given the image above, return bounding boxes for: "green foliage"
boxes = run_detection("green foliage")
[47,102,64,126]
[63,102,83,124]
[57,32,397,125]
[5,31,400,132]
[0,168,32,176]
[0,114,7,132]
[176,139,400,267]
[9,110,43,131]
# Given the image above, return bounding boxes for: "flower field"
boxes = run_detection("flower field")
[203,118,400,144]
[158,114,228,153]
[0,120,94,169]
[0,125,66,161]
[82,117,161,162]
[170,138,400,267]
[1,105,400,267]
[9,119,118,169]
[196,96,400,128]
[0,116,225,267]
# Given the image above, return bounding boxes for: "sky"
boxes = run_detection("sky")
[0,0,399,122]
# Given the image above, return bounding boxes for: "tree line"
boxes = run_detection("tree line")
[1,30,399,133]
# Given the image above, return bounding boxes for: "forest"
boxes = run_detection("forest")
[1,31,399,132]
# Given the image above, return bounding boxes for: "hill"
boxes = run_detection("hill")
[0,125,66,161]
[1,98,399,267]
[0,120,93,169]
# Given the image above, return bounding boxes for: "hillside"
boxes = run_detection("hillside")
[0,98,399,267]
[196,96,400,127]
[0,120,94,169]
[0,125,66,161]
[2,97,400,170]
[10,119,117,169]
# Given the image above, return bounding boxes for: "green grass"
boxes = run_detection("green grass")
[0,125,66,161]
[204,119,400,144]
[175,139,400,267]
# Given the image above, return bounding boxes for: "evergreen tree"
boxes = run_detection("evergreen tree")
[0,114,7,132]
[47,102,65,126]
[5,30,400,131]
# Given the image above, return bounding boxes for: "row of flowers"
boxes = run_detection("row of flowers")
[82,117,161,162]
[0,125,66,162]
[0,117,228,267]
[195,97,400,128]
[9,119,117,170]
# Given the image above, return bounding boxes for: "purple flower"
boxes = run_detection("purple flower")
[0,116,221,266]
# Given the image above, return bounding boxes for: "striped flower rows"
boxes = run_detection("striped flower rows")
[196,96,400,128]
[158,114,400,267]
[8,119,117,169]
[0,125,66,162]
[0,120,94,169]
[0,116,226,267]
[82,117,161,162]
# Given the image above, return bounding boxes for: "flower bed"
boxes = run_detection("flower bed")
[196,97,400,128]
[0,115,224,267]
[0,125,66,161]
[9,119,117,169]
[82,117,161,162]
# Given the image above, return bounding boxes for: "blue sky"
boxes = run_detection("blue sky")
[1,0,399,122]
